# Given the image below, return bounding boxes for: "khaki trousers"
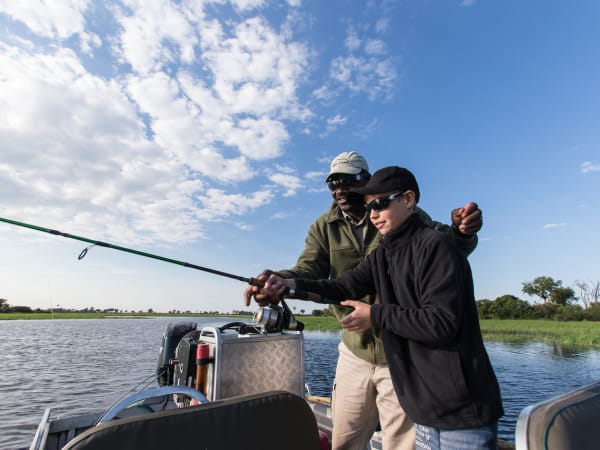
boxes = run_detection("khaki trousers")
[331,342,415,450]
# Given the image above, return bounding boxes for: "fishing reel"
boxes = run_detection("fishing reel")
[253,299,304,332]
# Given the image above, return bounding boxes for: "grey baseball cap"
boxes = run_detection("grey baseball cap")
[326,151,369,181]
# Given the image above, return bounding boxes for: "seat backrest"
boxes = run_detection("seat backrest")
[62,390,321,450]
[515,379,600,450]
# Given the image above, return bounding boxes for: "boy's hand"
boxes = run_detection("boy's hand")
[339,300,372,332]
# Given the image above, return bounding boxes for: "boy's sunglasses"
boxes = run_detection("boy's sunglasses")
[364,192,405,212]
[327,173,370,191]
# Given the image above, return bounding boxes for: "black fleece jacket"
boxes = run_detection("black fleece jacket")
[295,213,504,429]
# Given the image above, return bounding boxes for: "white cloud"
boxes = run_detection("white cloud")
[118,10,312,174]
[375,18,390,34]
[330,54,396,100]
[312,84,337,102]
[0,43,214,244]
[0,0,401,246]
[0,0,317,245]
[543,223,568,230]
[344,27,361,52]
[79,31,102,55]
[267,165,303,196]
[364,39,386,55]
[326,114,347,133]
[0,0,90,40]
[113,0,199,74]
[230,0,268,12]
[581,161,600,173]
[196,188,274,220]
[305,170,325,180]
[327,23,396,101]
[353,118,379,139]
[271,211,297,220]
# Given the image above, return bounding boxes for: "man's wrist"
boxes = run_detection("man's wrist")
[451,224,472,239]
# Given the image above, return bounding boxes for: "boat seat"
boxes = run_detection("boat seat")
[515,379,600,450]
[61,390,321,450]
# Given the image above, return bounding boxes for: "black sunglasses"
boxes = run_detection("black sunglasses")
[326,173,370,191]
[364,192,405,212]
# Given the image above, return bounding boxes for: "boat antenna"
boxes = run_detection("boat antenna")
[0,216,339,305]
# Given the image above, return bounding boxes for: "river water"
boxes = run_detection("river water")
[1,317,599,450]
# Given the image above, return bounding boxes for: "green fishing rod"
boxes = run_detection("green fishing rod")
[0,216,339,305]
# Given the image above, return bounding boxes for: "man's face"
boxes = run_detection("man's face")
[327,173,369,215]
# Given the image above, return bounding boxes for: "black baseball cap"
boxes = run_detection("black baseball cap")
[352,166,420,203]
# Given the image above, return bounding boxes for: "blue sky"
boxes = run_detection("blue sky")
[1,0,598,314]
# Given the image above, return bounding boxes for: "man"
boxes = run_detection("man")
[244,152,482,450]
[259,166,503,450]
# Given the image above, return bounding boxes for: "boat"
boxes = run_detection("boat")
[28,305,599,450]
[30,305,362,450]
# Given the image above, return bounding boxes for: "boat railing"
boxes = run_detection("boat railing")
[96,386,208,424]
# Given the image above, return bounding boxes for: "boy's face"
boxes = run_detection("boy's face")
[364,190,416,235]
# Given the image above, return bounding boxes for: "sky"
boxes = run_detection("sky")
[1,0,599,314]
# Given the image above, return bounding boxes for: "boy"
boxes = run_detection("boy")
[261,166,503,450]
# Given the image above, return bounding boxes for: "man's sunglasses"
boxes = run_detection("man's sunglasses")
[364,192,405,212]
[326,173,370,191]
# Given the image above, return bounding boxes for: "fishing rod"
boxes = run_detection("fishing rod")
[0,216,339,305]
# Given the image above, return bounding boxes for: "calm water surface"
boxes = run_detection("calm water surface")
[1,318,599,450]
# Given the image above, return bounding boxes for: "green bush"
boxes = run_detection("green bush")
[582,303,600,321]
[477,295,532,319]
[554,304,584,321]
[476,299,494,319]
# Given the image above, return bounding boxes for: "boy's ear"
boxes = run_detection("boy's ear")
[404,190,417,207]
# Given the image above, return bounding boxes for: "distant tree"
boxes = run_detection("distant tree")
[574,280,600,308]
[549,287,576,306]
[311,309,323,316]
[322,307,334,317]
[522,276,562,304]
[10,306,33,313]
[483,295,532,319]
[529,303,557,319]
[584,303,600,321]
[0,299,8,312]
[476,299,494,319]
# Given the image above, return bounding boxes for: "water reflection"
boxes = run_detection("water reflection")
[484,340,600,441]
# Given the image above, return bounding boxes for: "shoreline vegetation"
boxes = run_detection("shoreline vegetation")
[1,313,599,348]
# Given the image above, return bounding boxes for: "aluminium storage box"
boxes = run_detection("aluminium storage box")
[196,326,305,401]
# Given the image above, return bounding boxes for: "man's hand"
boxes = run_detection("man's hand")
[243,270,276,307]
[451,202,482,235]
[338,300,372,332]
[262,273,295,298]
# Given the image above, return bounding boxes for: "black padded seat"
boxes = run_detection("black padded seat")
[62,391,321,450]
[515,379,600,450]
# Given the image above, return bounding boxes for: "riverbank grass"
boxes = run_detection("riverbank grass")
[479,319,600,347]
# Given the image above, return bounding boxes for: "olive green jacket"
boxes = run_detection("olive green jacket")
[278,202,478,365]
